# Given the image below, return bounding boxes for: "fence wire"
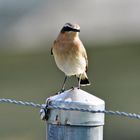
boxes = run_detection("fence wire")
[0,98,140,120]
[0,98,41,108]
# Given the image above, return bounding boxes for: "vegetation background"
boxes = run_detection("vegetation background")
[0,1,140,140]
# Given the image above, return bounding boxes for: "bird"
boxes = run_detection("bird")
[51,23,90,92]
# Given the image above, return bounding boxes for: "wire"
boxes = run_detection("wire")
[0,98,140,120]
[0,98,41,108]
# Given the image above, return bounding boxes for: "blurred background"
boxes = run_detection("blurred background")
[0,0,140,140]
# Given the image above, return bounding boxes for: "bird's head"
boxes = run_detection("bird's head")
[60,23,80,36]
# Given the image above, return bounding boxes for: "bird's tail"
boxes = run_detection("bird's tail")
[77,72,90,86]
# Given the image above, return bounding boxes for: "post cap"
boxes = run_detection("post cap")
[47,88,105,126]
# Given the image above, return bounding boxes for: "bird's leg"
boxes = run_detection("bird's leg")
[61,76,68,92]
[78,74,82,89]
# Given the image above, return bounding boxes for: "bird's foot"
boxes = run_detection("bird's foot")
[77,84,81,89]
[77,87,80,89]
[71,86,75,90]
[58,88,65,94]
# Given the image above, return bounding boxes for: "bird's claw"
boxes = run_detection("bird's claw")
[58,88,65,94]
[71,86,75,90]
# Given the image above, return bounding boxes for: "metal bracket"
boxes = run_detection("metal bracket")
[40,98,51,121]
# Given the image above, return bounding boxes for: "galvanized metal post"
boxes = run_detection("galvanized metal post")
[46,88,105,140]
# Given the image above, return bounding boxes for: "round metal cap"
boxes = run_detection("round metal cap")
[47,88,105,126]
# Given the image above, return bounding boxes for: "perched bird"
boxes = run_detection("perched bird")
[51,23,90,91]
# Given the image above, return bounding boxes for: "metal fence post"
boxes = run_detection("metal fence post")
[45,88,105,140]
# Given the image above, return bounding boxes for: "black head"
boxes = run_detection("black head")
[61,23,80,33]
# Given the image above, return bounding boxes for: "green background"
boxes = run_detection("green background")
[0,43,140,140]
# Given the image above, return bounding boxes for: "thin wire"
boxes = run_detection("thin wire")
[0,98,42,108]
[0,98,140,119]
[47,105,140,119]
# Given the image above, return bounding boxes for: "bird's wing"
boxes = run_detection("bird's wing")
[51,40,56,55]
[51,47,53,55]
[81,43,88,72]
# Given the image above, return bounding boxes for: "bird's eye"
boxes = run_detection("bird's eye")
[61,26,72,32]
